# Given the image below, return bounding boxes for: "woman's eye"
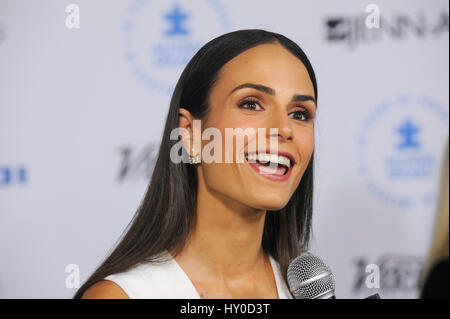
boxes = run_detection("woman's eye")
[289,109,312,122]
[238,98,263,111]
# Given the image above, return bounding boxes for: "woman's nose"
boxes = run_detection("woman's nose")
[268,110,293,142]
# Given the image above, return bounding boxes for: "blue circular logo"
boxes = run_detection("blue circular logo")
[356,95,449,209]
[122,0,231,95]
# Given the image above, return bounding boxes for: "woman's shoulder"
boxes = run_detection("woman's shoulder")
[81,260,165,299]
[91,252,196,299]
[81,280,129,299]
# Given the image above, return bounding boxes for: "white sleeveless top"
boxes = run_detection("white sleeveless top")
[104,251,293,299]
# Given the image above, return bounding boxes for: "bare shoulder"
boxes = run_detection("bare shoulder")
[81,280,129,299]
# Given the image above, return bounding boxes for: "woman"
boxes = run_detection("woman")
[75,29,318,299]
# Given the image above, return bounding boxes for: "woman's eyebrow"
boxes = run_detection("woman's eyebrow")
[229,82,316,105]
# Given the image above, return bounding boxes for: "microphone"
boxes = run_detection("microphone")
[287,252,382,299]
[287,252,336,299]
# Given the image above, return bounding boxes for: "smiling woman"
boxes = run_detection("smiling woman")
[75,29,318,299]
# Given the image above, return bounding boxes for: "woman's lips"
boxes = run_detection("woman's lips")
[246,156,293,182]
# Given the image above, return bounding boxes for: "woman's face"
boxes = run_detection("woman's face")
[195,42,316,211]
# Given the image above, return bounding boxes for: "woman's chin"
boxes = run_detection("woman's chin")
[247,194,291,211]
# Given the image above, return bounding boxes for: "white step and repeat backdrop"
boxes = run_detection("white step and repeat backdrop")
[0,0,448,298]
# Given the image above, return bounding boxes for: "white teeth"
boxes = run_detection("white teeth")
[245,153,291,168]
[247,153,258,161]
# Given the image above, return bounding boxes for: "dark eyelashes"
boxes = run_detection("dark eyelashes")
[237,97,313,121]
[237,97,261,110]
[291,109,312,121]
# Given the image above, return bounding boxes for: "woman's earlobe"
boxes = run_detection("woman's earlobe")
[178,108,202,164]
[188,146,201,164]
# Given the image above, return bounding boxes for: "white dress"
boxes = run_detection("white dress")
[104,251,293,299]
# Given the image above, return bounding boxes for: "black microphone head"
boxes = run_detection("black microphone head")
[287,252,336,299]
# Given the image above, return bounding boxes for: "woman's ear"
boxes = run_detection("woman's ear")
[178,108,194,155]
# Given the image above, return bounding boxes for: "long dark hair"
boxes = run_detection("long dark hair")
[74,29,318,298]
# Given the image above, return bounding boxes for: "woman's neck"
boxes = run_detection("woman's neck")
[175,173,269,281]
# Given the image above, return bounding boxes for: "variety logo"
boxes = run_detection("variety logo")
[356,95,449,209]
[353,254,423,297]
[116,143,160,183]
[0,166,28,186]
[325,10,448,49]
[121,0,231,95]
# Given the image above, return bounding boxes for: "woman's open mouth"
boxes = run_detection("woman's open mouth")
[244,151,295,182]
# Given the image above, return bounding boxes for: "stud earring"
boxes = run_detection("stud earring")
[189,147,201,164]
